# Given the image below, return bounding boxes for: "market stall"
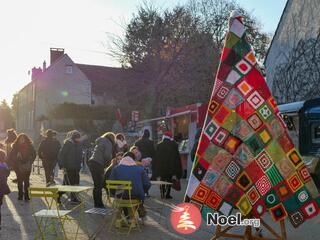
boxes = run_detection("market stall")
[138,103,207,178]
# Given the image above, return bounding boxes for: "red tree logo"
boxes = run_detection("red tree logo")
[171,203,202,234]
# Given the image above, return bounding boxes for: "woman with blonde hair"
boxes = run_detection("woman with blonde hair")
[88,132,117,208]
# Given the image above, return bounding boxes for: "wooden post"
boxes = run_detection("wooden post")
[211,216,286,240]
[280,220,286,240]
[245,225,252,240]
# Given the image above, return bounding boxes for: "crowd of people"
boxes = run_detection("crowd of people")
[0,128,183,229]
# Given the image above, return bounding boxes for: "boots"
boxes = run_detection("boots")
[165,186,173,199]
[24,193,30,201]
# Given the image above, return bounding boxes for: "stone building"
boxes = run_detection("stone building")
[16,48,128,140]
[265,0,320,103]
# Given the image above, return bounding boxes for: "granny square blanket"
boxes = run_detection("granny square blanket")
[185,12,320,228]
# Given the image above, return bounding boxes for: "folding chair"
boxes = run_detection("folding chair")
[29,187,80,240]
[106,180,142,235]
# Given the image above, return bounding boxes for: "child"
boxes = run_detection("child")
[0,150,11,229]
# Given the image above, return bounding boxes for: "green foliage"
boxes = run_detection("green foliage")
[49,103,116,121]
[0,99,14,129]
[11,93,19,120]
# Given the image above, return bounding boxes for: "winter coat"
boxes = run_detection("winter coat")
[9,144,36,173]
[88,137,114,168]
[134,137,155,159]
[58,140,83,171]
[0,162,10,197]
[38,137,61,166]
[5,142,13,160]
[190,128,202,162]
[5,142,14,168]
[154,138,182,179]
[110,156,151,201]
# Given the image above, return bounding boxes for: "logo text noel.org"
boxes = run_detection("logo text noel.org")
[207,213,260,228]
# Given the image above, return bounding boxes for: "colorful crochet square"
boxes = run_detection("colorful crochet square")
[205,191,223,210]
[288,210,305,228]
[236,171,252,192]
[236,195,252,216]
[252,198,267,218]
[191,183,211,203]
[225,160,242,180]
[226,184,243,204]
[212,128,229,146]
[270,203,288,222]
[247,186,260,205]
[185,12,320,228]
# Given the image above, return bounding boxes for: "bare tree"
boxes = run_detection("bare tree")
[106,1,271,117]
[272,31,320,104]
[188,0,271,63]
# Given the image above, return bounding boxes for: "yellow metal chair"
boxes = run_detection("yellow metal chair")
[29,187,80,240]
[106,180,142,235]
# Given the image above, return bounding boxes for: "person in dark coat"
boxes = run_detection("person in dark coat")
[190,128,202,162]
[58,130,83,202]
[134,129,155,175]
[134,130,155,159]
[9,134,36,201]
[0,150,11,229]
[4,129,17,161]
[38,129,61,186]
[110,152,151,202]
[88,132,117,208]
[110,151,151,221]
[154,131,182,199]
[4,129,17,182]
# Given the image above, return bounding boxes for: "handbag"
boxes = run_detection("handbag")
[172,178,181,191]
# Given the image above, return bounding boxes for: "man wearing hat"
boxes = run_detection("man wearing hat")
[154,131,182,199]
[38,129,61,186]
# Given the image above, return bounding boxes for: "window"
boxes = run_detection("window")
[66,65,73,74]
[311,124,320,144]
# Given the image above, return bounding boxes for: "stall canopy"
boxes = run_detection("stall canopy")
[138,103,207,127]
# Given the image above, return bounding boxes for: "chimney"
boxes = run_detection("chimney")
[50,48,64,65]
[31,67,42,80]
[43,60,47,71]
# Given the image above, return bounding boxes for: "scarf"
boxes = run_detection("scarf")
[119,156,136,166]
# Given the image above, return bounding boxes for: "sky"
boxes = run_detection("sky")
[0,0,287,104]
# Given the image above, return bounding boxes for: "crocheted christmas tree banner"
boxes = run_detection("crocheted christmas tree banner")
[185,11,320,228]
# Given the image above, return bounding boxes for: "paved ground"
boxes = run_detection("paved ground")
[1,168,320,239]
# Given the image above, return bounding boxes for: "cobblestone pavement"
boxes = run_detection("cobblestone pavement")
[1,168,320,239]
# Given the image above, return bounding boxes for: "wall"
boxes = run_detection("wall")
[265,0,320,90]
[16,82,36,138]
[35,55,91,121]
[17,54,92,140]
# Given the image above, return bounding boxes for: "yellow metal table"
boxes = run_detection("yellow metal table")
[48,185,93,237]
